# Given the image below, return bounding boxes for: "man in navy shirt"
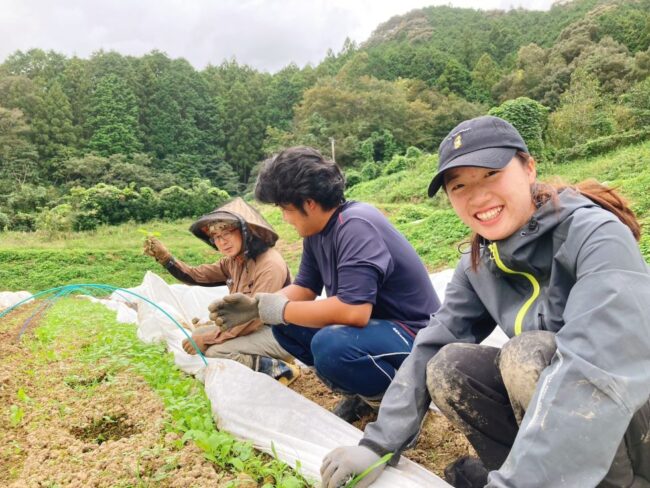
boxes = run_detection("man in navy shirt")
[210,146,440,422]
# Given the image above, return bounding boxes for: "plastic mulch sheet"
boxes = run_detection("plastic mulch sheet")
[87,269,509,486]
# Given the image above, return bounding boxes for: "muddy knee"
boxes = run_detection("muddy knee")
[426,343,478,411]
[499,331,556,423]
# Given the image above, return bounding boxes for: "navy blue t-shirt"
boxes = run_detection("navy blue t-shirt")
[294,201,440,332]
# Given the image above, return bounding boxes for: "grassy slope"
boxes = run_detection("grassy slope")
[2,140,650,292]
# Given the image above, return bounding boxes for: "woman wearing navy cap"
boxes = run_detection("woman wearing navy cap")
[320,116,650,487]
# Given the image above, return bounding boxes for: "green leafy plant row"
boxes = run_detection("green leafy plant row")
[30,298,313,487]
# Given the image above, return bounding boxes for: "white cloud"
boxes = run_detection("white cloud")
[0,0,554,72]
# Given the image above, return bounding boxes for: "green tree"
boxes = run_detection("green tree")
[294,76,436,164]
[31,81,76,161]
[205,161,240,195]
[471,53,501,103]
[2,49,66,82]
[489,97,549,159]
[620,77,650,128]
[61,56,93,145]
[436,59,471,97]
[265,63,309,131]
[0,107,38,186]
[547,69,614,149]
[87,74,142,156]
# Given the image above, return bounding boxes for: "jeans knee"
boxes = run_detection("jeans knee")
[309,327,343,375]
[310,326,346,360]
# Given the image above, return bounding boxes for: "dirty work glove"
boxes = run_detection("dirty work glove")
[143,237,172,265]
[208,292,288,330]
[320,445,384,488]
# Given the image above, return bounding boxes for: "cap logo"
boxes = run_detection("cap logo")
[453,134,462,149]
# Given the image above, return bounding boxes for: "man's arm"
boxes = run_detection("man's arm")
[279,283,318,301]
[279,284,372,328]
[284,296,372,328]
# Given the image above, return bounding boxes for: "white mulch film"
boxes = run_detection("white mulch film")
[4,271,509,486]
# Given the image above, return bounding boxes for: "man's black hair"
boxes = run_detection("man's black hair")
[255,146,345,213]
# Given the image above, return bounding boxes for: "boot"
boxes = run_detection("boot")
[253,356,300,386]
[444,456,489,488]
[332,395,376,423]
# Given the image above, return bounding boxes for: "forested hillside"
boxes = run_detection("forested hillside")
[1,0,649,234]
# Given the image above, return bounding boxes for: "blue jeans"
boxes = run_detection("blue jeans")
[272,319,415,398]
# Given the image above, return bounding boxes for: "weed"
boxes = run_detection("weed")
[9,405,25,427]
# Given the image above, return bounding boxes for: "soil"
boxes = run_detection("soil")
[0,304,234,488]
[289,368,474,478]
[1,302,472,487]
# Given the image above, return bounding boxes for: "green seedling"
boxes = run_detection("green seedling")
[17,387,32,403]
[344,453,393,488]
[9,404,25,426]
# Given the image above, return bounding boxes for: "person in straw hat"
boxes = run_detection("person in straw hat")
[144,197,299,385]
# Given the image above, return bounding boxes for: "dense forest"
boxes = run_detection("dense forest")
[1,0,649,233]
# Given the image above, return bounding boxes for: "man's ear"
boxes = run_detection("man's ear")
[304,199,316,211]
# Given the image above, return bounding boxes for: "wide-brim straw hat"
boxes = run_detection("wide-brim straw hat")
[190,197,279,250]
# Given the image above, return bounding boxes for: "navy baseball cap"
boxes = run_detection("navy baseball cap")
[427,115,528,197]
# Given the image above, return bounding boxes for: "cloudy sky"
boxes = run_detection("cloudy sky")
[1,0,554,72]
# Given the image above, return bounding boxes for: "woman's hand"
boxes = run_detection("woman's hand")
[143,237,172,264]
[320,445,384,488]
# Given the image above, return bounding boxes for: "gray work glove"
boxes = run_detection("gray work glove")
[143,237,172,265]
[320,445,385,488]
[208,292,288,330]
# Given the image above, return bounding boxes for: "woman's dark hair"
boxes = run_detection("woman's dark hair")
[239,221,269,260]
[255,146,345,213]
[468,152,641,270]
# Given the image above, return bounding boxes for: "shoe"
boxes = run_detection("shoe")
[253,356,300,386]
[332,395,376,423]
[444,456,489,488]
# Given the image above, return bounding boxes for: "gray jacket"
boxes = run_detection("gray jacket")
[360,189,650,486]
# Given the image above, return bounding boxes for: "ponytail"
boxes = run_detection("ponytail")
[468,154,641,270]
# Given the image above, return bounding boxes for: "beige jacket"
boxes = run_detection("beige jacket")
[166,248,289,344]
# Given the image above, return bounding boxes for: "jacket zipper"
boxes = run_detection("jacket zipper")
[488,242,540,336]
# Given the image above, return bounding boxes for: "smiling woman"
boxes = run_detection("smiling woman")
[443,153,537,242]
[322,115,650,488]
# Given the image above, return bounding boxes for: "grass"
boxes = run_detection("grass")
[0,211,304,292]
[4,297,312,487]
[2,140,650,292]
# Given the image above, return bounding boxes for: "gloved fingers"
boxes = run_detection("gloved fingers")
[327,466,352,488]
[208,299,223,313]
[355,468,383,488]
[209,309,230,323]
[320,453,332,476]
[320,460,338,488]
[221,293,246,305]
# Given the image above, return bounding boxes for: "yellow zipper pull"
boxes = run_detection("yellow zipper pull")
[487,242,540,336]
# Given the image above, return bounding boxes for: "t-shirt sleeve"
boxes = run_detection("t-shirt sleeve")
[336,218,392,305]
[293,239,324,296]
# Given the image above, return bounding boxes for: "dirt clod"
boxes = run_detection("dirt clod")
[70,412,139,444]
